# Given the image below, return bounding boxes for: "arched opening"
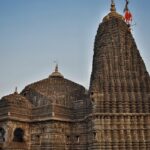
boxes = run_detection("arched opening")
[0,128,5,142]
[13,128,24,142]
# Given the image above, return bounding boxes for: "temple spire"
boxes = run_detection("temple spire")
[110,0,116,12]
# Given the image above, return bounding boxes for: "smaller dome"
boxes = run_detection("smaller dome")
[49,64,64,78]
[1,92,32,109]
[21,65,86,107]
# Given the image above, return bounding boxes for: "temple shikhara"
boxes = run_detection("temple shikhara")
[0,1,150,150]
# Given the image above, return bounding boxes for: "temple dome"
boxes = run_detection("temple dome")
[1,92,32,109]
[21,66,86,106]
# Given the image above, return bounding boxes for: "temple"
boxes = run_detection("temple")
[0,1,150,150]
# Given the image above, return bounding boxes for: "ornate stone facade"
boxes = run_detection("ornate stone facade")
[0,2,150,150]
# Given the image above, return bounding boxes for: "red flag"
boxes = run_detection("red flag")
[124,10,132,23]
[124,0,132,24]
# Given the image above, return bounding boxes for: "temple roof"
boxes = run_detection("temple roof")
[21,66,86,105]
[0,92,32,109]
[22,77,86,98]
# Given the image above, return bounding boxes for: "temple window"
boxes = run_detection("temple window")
[66,135,70,140]
[66,135,70,144]
[93,132,97,140]
[91,92,94,95]
[36,135,40,141]
[41,127,45,133]
[13,128,24,142]
[75,135,79,143]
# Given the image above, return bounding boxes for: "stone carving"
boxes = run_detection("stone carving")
[0,2,150,150]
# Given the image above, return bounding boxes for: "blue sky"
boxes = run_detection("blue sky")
[0,0,150,97]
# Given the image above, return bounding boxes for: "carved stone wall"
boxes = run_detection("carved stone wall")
[87,115,150,149]
[30,121,87,150]
[89,15,150,113]
[0,121,30,150]
[0,4,150,150]
[89,9,150,150]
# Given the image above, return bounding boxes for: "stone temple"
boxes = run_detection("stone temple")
[0,2,150,150]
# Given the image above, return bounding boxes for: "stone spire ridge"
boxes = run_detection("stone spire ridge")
[110,0,116,12]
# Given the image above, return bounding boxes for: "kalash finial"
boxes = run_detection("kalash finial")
[14,86,18,94]
[110,0,116,12]
[55,64,58,72]
[49,62,64,78]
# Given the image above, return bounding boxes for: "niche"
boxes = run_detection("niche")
[13,128,24,142]
[0,128,5,142]
[75,135,80,143]
[93,132,97,140]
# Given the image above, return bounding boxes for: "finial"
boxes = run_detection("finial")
[53,60,58,72]
[55,64,58,72]
[111,0,114,4]
[110,0,116,12]
[14,86,18,94]
[49,62,64,78]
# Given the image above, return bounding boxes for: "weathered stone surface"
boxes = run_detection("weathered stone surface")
[0,68,88,150]
[88,4,150,150]
[0,3,150,150]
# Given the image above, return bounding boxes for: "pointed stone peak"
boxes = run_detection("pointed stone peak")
[110,0,116,12]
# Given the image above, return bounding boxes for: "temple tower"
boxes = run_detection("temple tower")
[88,1,150,149]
